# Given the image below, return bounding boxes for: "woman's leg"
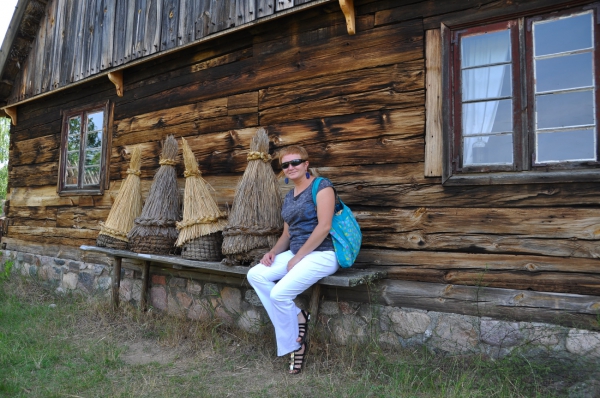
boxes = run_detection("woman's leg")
[246,251,295,332]
[269,251,338,356]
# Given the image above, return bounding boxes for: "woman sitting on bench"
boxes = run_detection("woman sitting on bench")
[246,145,338,375]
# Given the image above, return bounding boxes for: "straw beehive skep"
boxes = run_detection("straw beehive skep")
[175,138,227,247]
[127,135,181,254]
[96,146,142,248]
[222,128,283,264]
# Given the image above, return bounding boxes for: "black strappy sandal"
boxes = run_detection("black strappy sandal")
[298,309,310,344]
[289,341,308,374]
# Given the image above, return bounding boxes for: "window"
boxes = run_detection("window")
[58,102,110,194]
[444,4,600,184]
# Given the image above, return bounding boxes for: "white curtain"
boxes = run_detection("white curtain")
[462,31,511,165]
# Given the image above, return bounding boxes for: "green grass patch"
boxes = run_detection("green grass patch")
[1,275,598,397]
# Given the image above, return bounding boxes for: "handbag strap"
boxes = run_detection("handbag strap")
[311,177,324,205]
[311,177,341,209]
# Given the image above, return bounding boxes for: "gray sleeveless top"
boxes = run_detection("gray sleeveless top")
[281,178,335,254]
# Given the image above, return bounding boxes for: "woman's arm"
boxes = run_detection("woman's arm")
[287,186,335,270]
[260,222,291,266]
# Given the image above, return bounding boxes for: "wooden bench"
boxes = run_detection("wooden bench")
[80,245,387,319]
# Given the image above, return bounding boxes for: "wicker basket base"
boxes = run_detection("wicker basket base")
[129,235,176,255]
[182,233,223,261]
[96,234,128,250]
[223,248,267,267]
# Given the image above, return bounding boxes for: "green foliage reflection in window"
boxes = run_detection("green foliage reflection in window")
[63,108,105,190]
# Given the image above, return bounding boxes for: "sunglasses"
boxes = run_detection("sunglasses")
[281,159,306,169]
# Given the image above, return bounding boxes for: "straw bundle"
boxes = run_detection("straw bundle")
[96,146,143,250]
[128,135,181,255]
[222,128,283,265]
[176,138,227,260]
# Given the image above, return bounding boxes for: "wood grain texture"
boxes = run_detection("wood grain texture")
[357,249,600,274]
[424,28,442,177]
[161,0,180,51]
[7,1,600,306]
[380,280,600,329]
[100,0,117,71]
[177,0,197,46]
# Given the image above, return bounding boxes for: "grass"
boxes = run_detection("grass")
[1,275,598,398]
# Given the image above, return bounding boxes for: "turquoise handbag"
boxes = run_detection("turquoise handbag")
[311,177,362,268]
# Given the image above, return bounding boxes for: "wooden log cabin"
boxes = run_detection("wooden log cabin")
[1,0,600,332]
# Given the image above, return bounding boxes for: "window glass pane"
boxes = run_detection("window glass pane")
[85,148,102,166]
[65,167,78,186]
[537,129,595,162]
[68,116,81,135]
[534,13,592,56]
[536,91,594,129]
[87,131,102,149]
[84,166,101,185]
[67,132,81,152]
[87,112,103,133]
[535,52,593,92]
[462,30,511,68]
[464,134,513,165]
[67,151,79,167]
[463,99,513,136]
[462,65,512,101]
[67,116,81,151]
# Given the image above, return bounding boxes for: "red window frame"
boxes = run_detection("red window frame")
[58,101,111,195]
[444,3,600,184]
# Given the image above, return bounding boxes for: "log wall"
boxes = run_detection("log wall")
[5,0,330,105]
[5,0,600,318]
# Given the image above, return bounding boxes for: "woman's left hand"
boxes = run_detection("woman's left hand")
[287,256,301,271]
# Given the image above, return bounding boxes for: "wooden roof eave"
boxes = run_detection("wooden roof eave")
[0,0,340,114]
[0,0,31,80]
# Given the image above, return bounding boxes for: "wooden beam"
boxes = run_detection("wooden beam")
[425,29,443,177]
[107,71,124,97]
[141,260,150,311]
[112,256,122,311]
[339,0,355,35]
[309,284,321,321]
[5,106,16,125]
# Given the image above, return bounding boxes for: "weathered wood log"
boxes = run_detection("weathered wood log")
[114,106,423,158]
[9,162,58,187]
[259,60,424,111]
[357,207,600,240]
[8,185,112,208]
[328,173,600,208]
[424,28,442,177]
[8,226,100,240]
[379,266,600,296]
[113,114,258,147]
[357,249,600,273]
[10,134,60,166]
[260,88,424,125]
[379,280,600,330]
[111,134,423,177]
[361,232,600,259]
[56,207,110,229]
[1,237,113,265]
[115,19,423,119]
[4,230,96,247]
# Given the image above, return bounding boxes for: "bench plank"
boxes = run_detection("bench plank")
[80,245,386,287]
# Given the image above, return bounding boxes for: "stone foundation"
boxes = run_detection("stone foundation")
[2,249,600,359]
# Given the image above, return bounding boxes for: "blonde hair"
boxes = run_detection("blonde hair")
[277,145,309,165]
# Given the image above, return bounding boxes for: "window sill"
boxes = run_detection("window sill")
[58,189,104,196]
[442,169,600,186]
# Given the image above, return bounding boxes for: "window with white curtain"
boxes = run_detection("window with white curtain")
[445,4,600,182]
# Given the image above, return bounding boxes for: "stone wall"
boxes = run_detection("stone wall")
[2,249,600,360]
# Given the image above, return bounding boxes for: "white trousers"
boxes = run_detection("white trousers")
[246,250,338,356]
